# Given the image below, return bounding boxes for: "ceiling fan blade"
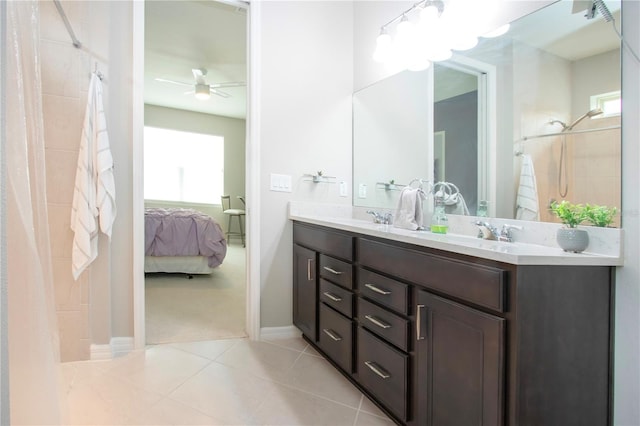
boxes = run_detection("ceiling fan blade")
[183,90,195,95]
[155,78,192,87]
[211,88,231,98]
[210,81,246,88]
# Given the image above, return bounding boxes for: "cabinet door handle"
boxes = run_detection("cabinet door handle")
[416,304,425,341]
[323,292,342,302]
[307,258,313,281]
[364,283,391,295]
[364,361,391,379]
[322,328,343,341]
[323,266,343,275]
[364,315,391,329]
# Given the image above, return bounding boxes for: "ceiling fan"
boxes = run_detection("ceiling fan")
[155,68,245,100]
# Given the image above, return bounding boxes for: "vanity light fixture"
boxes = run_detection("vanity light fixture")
[373,0,508,71]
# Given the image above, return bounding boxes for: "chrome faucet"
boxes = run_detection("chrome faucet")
[474,221,523,242]
[366,210,392,224]
[474,221,499,240]
[499,224,523,242]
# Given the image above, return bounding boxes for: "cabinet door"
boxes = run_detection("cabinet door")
[416,290,505,426]
[293,244,317,341]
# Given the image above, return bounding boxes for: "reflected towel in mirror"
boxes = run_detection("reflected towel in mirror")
[394,187,426,230]
[516,154,540,221]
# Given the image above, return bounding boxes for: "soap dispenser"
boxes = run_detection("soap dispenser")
[431,196,448,234]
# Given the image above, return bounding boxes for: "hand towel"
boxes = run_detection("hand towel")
[71,73,116,280]
[394,187,426,230]
[515,154,540,221]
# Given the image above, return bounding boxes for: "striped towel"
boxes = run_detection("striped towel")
[515,154,539,221]
[70,72,117,280]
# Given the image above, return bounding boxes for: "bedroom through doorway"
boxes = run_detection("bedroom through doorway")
[142,0,248,345]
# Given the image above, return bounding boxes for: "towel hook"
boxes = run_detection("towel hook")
[94,62,104,81]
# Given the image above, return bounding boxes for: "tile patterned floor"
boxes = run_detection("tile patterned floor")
[61,336,395,425]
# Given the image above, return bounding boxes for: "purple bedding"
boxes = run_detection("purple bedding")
[145,208,227,268]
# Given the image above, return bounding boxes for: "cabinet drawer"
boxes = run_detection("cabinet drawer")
[318,304,353,373]
[358,268,409,314]
[357,327,408,422]
[320,255,353,289]
[293,222,354,261]
[358,298,409,352]
[359,239,506,313]
[320,279,354,318]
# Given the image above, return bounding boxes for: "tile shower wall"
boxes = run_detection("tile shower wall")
[40,1,109,361]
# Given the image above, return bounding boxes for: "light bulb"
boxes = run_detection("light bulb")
[419,4,439,27]
[427,47,452,62]
[450,34,478,51]
[482,24,510,38]
[393,15,415,69]
[373,29,392,63]
[408,57,432,72]
[195,84,210,100]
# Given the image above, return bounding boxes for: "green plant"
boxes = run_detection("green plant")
[584,204,618,227]
[549,200,586,228]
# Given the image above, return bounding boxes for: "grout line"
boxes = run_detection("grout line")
[352,395,364,426]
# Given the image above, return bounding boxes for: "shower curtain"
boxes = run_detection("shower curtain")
[6,0,65,424]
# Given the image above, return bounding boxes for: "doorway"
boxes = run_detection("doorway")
[139,0,250,346]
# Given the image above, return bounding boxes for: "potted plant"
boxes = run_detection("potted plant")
[549,200,589,253]
[584,204,618,227]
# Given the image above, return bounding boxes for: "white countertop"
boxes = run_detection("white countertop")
[289,205,623,266]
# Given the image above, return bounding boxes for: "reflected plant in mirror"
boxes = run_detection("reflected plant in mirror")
[353,0,621,227]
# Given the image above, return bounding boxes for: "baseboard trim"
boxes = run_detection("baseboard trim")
[89,344,113,361]
[90,337,136,360]
[259,325,301,340]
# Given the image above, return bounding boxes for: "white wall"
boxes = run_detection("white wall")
[258,1,354,327]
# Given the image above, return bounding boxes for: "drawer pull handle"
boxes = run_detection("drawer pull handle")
[364,361,390,379]
[365,283,391,295]
[365,315,391,329]
[322,328,343,342]
[307,258,313,281]
[323,292,342,302]
[416,304,425,341]
[323,266,343,275]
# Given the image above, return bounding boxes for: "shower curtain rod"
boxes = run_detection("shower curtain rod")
[516,124,621,143]
[53,0,81,48]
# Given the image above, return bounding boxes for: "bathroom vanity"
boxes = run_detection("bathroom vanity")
[291,216,617,426]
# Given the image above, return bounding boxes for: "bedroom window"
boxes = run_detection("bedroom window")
[144,126,224,204]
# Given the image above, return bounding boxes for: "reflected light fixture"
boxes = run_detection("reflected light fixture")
[372,0,508,71]
[195,83,210,100]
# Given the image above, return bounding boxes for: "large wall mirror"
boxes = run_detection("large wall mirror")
[353,0,621,226]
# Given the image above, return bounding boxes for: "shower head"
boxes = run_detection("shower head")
[585,0,614,22]
[549,119,569,130]
[565,108,604,131]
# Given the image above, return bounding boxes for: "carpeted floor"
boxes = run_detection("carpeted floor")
[145,244,247,344]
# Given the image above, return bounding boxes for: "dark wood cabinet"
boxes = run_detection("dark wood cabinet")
[293,244,317,341]
[292,221,613,426]
[416,290,505,426]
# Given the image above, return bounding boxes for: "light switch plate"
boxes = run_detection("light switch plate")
[270,173,292,192]
[358,183,367,198]
[339,181,348,197]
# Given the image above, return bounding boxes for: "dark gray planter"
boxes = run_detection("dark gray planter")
[556,228,589,253]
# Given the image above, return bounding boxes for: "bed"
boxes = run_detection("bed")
[144,207,227,274]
